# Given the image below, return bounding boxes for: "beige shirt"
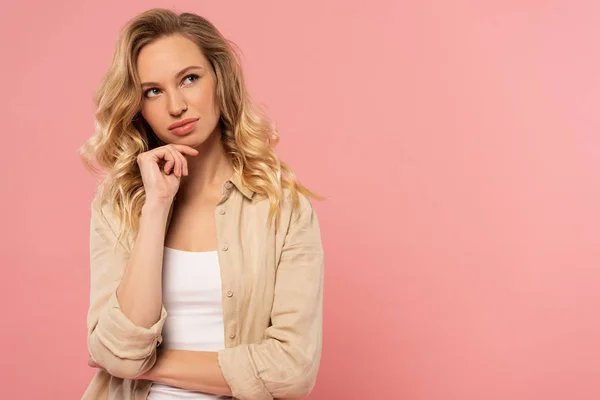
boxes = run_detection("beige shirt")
[82,172,324,400]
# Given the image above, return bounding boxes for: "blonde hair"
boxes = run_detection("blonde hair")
[79,8,322,243]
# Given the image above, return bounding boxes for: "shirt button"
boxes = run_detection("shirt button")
[225,181,233,190]
[229,332,236,339]
[219,208,226,215]
[226,291,234,297]
[221,244,228,251]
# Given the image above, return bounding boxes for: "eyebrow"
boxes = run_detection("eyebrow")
[140,65,204,88]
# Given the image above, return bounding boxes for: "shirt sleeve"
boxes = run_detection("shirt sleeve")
[86,189,168,379]
[217,197,325,400]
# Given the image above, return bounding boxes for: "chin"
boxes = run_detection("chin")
[169,131,210,147]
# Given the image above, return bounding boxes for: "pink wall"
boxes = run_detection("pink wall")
[1,1,599,399]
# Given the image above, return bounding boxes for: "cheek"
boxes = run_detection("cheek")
[190,82,219,116]
[140,102,161,129]
[139,103,168,142]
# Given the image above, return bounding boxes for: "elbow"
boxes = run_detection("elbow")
[88,329,159,380]
[101,356,156,380]
[272,354,321,399]
[86,293,166,379]
[106,358,156,380]
[218,341,321,399]
[280,378,317,399]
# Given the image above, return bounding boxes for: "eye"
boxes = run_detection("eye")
[183,74,199,85]
[144,88,160,98]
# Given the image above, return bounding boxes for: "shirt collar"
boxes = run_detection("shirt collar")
[228,169,255,200]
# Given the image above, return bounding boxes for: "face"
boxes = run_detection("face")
[137,34,220,146]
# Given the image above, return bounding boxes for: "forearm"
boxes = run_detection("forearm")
[142,349,232,397]
[116,199,171,328]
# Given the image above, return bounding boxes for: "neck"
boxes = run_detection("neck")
[178,125,234,199]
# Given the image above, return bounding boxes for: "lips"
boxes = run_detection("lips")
[168,117,199,130]
[167,117,199,136]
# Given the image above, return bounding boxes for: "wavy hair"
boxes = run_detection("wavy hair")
[79,8,322,245]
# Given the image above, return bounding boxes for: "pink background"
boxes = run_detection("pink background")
[1,1,599,399]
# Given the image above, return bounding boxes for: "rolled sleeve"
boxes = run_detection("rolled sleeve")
[89,290,167,377]
[218,199,324,399]
[86,189,167,379]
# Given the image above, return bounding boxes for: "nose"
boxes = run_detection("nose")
[167,90,188,116]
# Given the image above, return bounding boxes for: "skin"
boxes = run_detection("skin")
[89,34,236,396]
[137,33,234,195]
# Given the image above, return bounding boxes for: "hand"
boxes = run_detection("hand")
[137,144,199,203]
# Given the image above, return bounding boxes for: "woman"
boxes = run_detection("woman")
[79,8,324,400]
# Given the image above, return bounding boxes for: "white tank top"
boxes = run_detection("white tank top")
[147,247,229,400]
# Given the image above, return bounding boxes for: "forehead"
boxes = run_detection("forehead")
[136,34,208,80]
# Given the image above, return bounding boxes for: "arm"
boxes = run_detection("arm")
[139,349,232,396]
[144,198,324,399]
[219,199,324,399]
[86,188,172,379]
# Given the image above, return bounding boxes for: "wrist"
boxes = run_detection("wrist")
[142,197,173,213]
[137,368,153,381]
[140,200,172,226]
[137,349,164,381]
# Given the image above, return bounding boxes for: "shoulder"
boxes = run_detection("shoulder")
[278,187,320,230]
[89,182,135,251]
[91,182,111,217]
[90,182,120,233]
[246,186,318,232]
[281,187,314,212]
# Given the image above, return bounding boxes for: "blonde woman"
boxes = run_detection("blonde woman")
[79,8,324,400]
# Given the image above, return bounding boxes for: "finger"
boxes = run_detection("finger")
[173,146,194,176]
[148,145,191,176]
[165,146,182,177]
[172,144,199,157]
[183,152,189,176]
[163,158,174,175]
[156,147,176,175]
[172,147,187,176]
[143,147,175,174]
[168,146,183,177]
